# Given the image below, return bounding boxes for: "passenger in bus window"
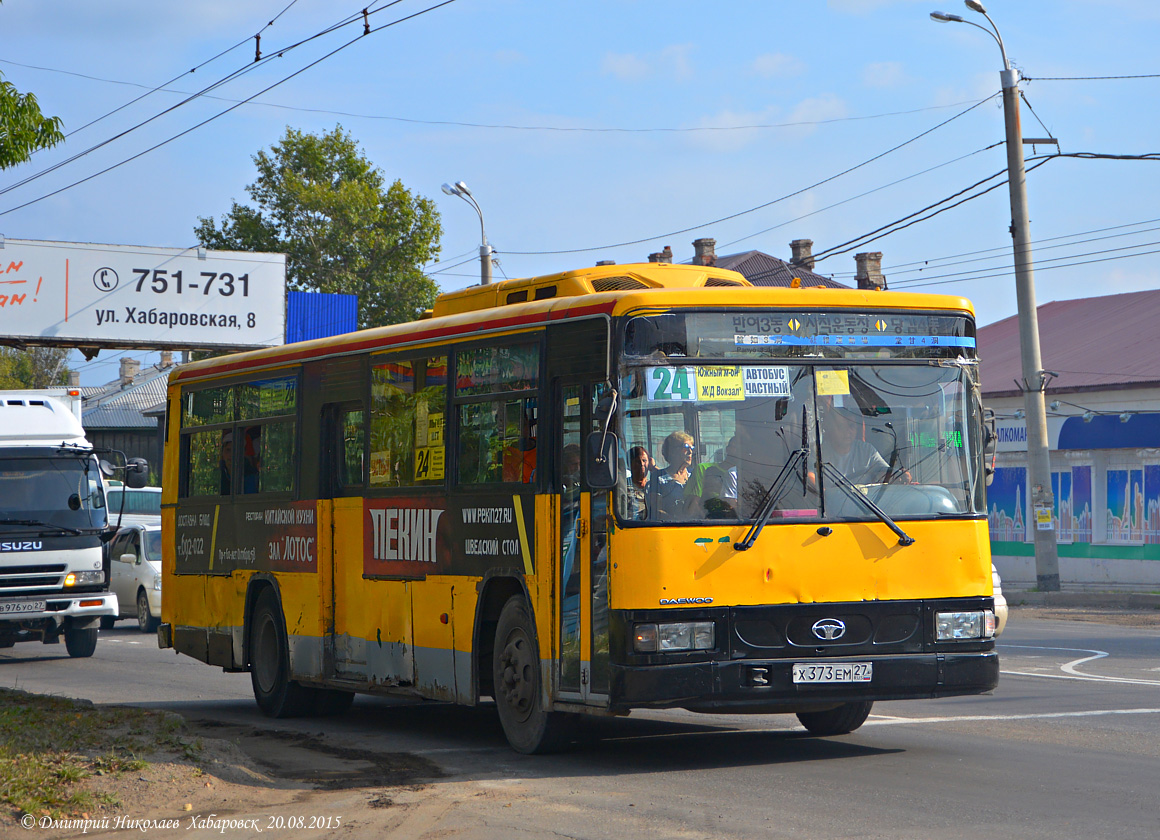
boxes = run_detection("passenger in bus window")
[242,426,262,494]
[656,431,694,518]
[819,408,909,485]
[561,443,581,491]
[692,436,740,519]
[625,445,651,520]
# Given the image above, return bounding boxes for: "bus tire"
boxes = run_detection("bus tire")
[249,587,314,718]
[796,701,874,736]
[64,626,98,658]
[492,595,573,754]
[137,590,160,634]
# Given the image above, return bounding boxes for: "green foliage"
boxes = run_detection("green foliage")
[0,347,71,389]
[0,62,65,169]
[195,125,443,329]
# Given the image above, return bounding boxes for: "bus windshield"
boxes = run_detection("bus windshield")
[616,318,985,526]
[0,454,108,532]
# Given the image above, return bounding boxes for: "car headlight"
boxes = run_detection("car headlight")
[936,610,996,641]
[633,622,715,653]
[64,570,105,586]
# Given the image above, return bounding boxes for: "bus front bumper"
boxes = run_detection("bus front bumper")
[609,651,999,712]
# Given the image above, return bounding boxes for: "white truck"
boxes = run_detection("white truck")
[0,389,147,657]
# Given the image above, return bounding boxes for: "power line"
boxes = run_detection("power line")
[0,0,461,218]
[720,142,1003,250]
[502,94,999,256]
[1024,73,1160,81]
[0,61,992,135]
[0,1,402,200]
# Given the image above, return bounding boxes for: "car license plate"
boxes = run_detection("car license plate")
[0,599,47,615]
[793,662,872,684]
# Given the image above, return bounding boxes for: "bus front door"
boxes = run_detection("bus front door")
[557,382,611,706]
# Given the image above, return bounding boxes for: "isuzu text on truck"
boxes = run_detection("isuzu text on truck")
[0,390,147,657]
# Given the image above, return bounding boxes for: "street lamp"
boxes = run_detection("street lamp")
[441,180,493,285]
[932,1,1060,591]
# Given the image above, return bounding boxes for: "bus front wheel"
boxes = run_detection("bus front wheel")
[796,701,874,736]
[492,596,573,754]
[248,588,314,718]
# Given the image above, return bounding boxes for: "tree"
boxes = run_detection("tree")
[0,4,65,168]
[0,347,71,389]
[195,126,442,329]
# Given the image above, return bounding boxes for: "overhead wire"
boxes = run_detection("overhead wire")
[502,94,1000,256]
[0,1,409,200]
[0,0,462,218]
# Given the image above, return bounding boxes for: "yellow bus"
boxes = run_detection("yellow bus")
[159,261,999,753]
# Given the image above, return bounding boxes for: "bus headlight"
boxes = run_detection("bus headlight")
[64,571,104,586]
[935,610,996,640]
[633,622,715,653]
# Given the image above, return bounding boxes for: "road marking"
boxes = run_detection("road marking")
[999,643,1160,686]
[864,708,1160,726]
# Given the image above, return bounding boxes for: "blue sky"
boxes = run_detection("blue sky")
[2,0,1157,385]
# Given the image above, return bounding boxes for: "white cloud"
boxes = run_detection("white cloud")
[602,52,653,81]
[751,53,806,79]
[785,95,849,131]
[862,61,909,89]
[601,44,695,82]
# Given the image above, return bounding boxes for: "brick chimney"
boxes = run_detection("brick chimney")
[692,238,717,266]
[119,357,141,388]
[160,351,173,367]
[789,239,815,270]
[648,245,673,264]
[854,252,886,290]
[68,371,81,388]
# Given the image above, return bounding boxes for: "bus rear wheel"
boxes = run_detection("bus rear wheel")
[492,596,573,754]
[64,626,98,658]
[248,588,314,718]
[796,701,874,736]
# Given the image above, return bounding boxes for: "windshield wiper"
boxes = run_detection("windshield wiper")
[821,463,915,547]
[0,518,84,535]
[734,447,807,552]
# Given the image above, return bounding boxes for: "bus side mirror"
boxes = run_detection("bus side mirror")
[125,458,150,489]
[983,408,997,486]
[585,433,620,490]
[100,460,117,478]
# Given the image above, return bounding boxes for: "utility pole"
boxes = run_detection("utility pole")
[932,2,1060,590]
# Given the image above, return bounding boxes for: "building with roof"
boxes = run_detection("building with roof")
[79,354,176,480]
[978,288,1160,589]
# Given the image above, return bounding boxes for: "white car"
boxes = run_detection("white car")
[993,564,1008,637]
[106,485,162,527]
[102,523,162,633]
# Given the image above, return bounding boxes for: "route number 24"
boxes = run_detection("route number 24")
[647,367,697,402]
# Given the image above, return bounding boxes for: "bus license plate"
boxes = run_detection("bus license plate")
[793,662,872,684]
[0,600,47,615]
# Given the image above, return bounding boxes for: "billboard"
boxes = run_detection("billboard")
[0,238,286,350]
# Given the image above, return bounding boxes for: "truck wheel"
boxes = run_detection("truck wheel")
[796,701,874,736]
[99,616,116,630]
[248,587,314,717]
[137,590,160,633]
[492,595,574,754]
[65,626,99,658]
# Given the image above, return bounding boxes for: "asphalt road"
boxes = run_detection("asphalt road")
[4,611,1159,839]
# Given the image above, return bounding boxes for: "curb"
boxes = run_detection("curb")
[1006,591,1160,610]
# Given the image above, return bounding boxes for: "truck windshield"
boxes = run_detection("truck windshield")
[0,455,108,532]
[615,360,985,526]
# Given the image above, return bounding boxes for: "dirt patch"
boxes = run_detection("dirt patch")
[0,693,442,838]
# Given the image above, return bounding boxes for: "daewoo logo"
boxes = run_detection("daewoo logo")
[811,618,847,641]
[659,597,713,605]
[0,541,43,551]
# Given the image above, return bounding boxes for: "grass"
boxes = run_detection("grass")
[0,687,202,821]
